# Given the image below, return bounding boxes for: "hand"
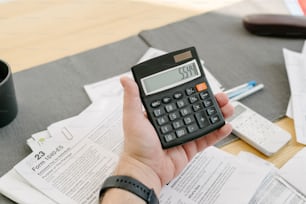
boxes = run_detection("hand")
[114,76,234,194]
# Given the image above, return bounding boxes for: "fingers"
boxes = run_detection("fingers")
[120,76,145,122]
[215,92,229,107]
[207,123,233,144]
[215,93,234,119]
[120,77,234,148]
[221,103,234,119]
[195,123,233,151]
[120,79,233,121]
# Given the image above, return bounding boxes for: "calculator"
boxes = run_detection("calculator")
[227,101,291,156]
[131,47,225,148]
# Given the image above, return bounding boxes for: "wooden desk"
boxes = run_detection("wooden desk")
[0,0,303,167]
[0,0,202,72]
[223,117,304,168]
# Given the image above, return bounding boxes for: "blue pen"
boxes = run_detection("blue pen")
[225,80,257,99]
[230,83,264,101]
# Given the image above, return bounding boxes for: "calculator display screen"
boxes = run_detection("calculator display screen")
[141,59,201,95]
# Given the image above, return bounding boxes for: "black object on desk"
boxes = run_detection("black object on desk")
[0,60,18,128]
[243,14,306,38]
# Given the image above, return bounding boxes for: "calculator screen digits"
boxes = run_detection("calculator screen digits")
[141,59,201,95]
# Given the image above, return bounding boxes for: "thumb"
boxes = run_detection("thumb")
[120,76,145,121]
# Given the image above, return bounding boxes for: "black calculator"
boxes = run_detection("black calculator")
[131,47,225,148]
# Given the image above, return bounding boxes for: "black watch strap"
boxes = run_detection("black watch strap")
[100,175,159,204]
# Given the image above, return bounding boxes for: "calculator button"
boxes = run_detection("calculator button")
[165,103,177,113]
[187,124,199,133]
[203,99,213,108]
[177,99,188,108]
[195,111,210,128]
[206,107,216,115]
[176,128,187,137]
[199,92,209,100]
[185,87,196,96]
[164,133,176,143]
[180,107,192,117]
[151,100,161,108]
[161,124,173,134]
[196,82,207,92]
[169,111,180,121]
[153,108,165,117]
[189,95,198,104]
[172,120,184,129]
[192,103,203,112]
[210,115,220,124]
[173,92,183,99]
[162,97,172,104]
[184,115,195,125]
[157,116,169,125]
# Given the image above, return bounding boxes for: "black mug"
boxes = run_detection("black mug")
[0,60,17,127]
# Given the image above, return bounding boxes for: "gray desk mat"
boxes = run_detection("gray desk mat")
[0,36,149,203]
[139,0,304,122]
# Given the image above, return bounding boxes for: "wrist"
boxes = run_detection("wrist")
[113,153,162,195]
[100,175,159,204]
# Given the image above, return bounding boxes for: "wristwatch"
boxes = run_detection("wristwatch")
[100,175,159,204]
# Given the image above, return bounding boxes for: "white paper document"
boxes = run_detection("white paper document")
[13,139,301,204]
[1,97,123,204]
[15,141,118,204]
[283,42,306,144]
[285,41,306,119]
[280,147,306,196]
[237,151,306,203]
[0,170,56,204]
[27,131,53,152]
[249,174,306,204]
[160,147,271,204]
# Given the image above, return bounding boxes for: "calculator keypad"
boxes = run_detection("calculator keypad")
[150,83,222,143]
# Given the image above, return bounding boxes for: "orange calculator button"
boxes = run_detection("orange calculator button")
[196,82,207,92]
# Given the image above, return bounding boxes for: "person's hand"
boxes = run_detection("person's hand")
[113,76,234,195]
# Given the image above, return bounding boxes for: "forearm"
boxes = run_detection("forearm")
[100,154,162,204]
